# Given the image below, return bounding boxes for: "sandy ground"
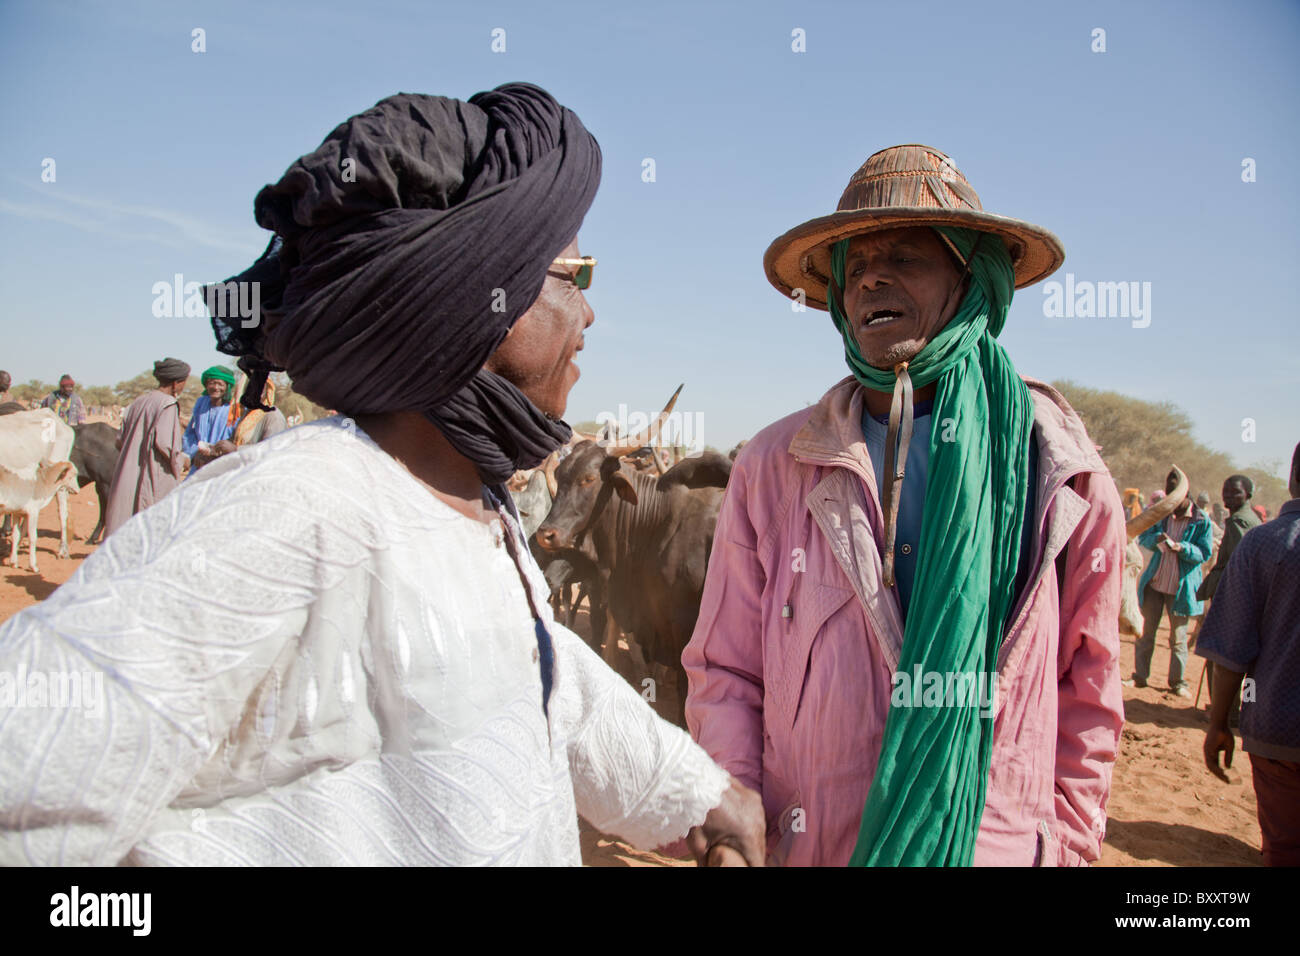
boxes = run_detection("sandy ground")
[1,489,1262,867]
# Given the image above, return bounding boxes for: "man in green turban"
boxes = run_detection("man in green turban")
[183,365,238,471]
[683,145,1126,866]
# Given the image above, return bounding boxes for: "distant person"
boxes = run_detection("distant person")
[230,374,288,447]
[103,358,191,538]
[1252,504,1268,523]
[41,374,86,426]
[1194,475,1262,699]
[0,371,14,543]
[1125,468,1215,696]
[1197,491,1218,528]
[1196,490,1224,573]
[182,366,237,470]
[1199,476,1261,601]
[1121,487,1143,520]
[0,370,21,418]
[1199,442,1300,866]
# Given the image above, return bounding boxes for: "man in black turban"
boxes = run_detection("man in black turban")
[101,357,191,538]
[0,83,763,868]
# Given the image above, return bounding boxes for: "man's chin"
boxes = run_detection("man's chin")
[857,340,923,370]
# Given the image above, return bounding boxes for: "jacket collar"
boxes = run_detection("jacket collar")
[787,374,1107,492]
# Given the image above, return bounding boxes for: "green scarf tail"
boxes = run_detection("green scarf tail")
[832,227,1035,866]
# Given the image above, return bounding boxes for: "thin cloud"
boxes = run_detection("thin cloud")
[3,178,262,257]
[0,198,183,247]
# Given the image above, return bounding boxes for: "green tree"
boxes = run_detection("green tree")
[1053,380,1286,510]
[12,379,53,403]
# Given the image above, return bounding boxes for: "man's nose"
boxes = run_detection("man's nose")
[857,260,893,290]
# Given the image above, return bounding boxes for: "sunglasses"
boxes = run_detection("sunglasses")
[550,255,596,290]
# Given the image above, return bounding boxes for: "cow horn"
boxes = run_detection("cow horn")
[604,384,683,458]
[651,448,668,476]
[542,451,559,499]
[1125,465,1189,538]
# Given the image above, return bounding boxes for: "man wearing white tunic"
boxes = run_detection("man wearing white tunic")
[0,83,764,866]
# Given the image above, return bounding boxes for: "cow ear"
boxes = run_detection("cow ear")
[609,470,639,506]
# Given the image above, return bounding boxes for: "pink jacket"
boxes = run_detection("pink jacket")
[683,376,1125,866]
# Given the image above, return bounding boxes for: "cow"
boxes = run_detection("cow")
[534,389,731,725]
[509,468,554,540]
[70,422,121,545]
[1119,465,1188,637]
[0,409,76,560]
[532,545,605,648]
[1,460,79,572]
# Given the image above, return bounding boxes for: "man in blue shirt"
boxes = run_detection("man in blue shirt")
[1125,469,1215,696]
[1199,442,1300,866]
[182,365,237,471]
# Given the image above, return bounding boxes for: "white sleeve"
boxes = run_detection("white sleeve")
[0,472,325,865]
[549,623,730,850]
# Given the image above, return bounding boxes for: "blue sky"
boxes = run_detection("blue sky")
[1,0,1296,473]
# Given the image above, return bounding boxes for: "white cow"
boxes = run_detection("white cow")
[1,459,79,571]
[0,409,76,561]
[508,469,554,540]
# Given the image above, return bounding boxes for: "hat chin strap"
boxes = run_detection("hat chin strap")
[831,234,980,588]
[880,360,913,587]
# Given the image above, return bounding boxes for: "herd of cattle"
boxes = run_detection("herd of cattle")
[1,390,1186,729]
[0,405,120,571]
[514,388,737,725]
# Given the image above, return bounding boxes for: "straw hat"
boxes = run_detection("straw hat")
[763,144,1065,310]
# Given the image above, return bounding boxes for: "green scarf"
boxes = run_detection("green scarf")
[830,227,1034,866]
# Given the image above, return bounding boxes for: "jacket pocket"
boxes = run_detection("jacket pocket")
[772,582,854,733]
[771,795,804,867]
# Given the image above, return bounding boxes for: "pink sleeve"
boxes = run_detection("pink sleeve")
[682,455,767,794]
[1052,470,1126,866]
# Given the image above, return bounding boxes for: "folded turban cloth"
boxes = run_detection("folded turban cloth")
[201,365,236,388]
[205,82,602,484]
[153,357,191,384]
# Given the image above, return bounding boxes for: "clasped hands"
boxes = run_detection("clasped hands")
[685,776,767,867]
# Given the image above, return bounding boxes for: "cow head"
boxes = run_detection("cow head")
[534,387,682,552]
[37,461,79,500]
[535,442,639,551]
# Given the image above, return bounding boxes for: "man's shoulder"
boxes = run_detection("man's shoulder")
[1237,507,1299,549]
[1235,508,1263,529]
[739,405,817,463]
[185,417,437,520]
[1021,376,1108,474]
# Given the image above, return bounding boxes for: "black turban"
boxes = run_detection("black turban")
[205,82,602,483]
[153,357,191,384]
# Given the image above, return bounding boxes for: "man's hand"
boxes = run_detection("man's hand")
[1203,723,1234,782]
[686,776,766,867]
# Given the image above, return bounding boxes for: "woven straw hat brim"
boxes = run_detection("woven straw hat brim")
[764,206,1065,311]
